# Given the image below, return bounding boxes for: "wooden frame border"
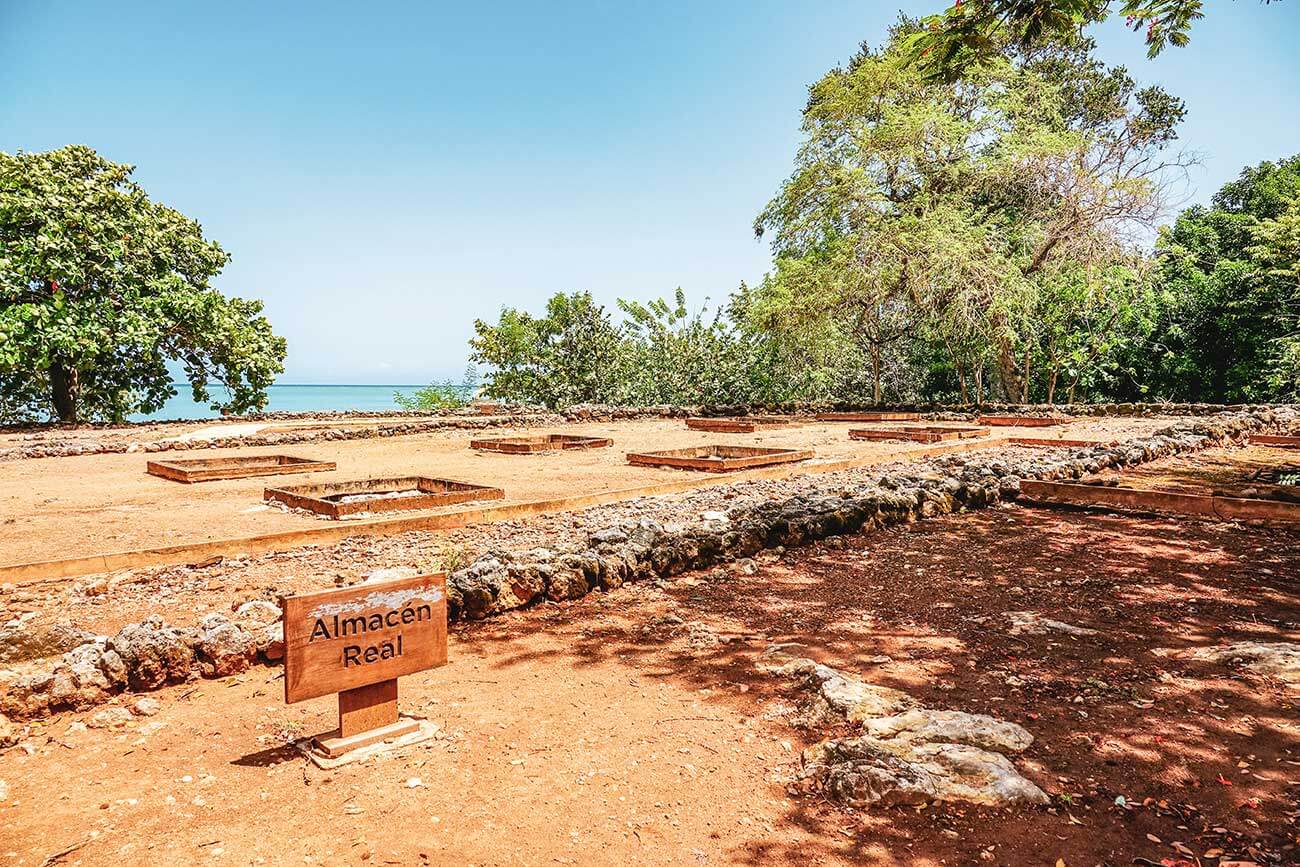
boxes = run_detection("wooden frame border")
[1018,479,1300,524]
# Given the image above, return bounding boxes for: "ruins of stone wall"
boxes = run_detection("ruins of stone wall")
[3,406,1290,723]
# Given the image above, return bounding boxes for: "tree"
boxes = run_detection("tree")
[907,1,1279,82]
[1133,155,1300,401]
[0,145,285,423]
[469,291,630,407]
[753,23,1187,403]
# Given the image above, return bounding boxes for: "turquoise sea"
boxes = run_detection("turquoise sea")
[130,384,458,421]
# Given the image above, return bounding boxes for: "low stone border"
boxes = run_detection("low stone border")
[2,408,1293,723]
[0,413,560,462]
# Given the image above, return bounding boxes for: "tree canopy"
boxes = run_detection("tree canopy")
[1131,156,1300,401]
[750,23,1184,403]
[907,1,1278,82]
[0,145,285,423]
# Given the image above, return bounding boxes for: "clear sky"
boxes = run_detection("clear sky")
[2,1,1297,384]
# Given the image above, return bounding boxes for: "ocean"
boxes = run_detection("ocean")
[130,384,457,421]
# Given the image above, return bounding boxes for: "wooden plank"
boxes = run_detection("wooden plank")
[146,455,336,483]
[1018,480,1300,524]
[1251,434,1300,448]
[281,573,448,704]
[977,413,1071,426]
[338,679,399,737]
[817,412,921,422]
[0,437,1004,585]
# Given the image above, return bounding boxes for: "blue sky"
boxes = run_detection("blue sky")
[2,0,1297,384]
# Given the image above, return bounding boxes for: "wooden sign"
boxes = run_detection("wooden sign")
[283,573,448,703]
[281,574,447,757]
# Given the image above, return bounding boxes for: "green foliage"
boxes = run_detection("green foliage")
[1129,155,1300,401]
[469,291,631,406]
[751,24,1182,404]
[394,365,477,410]
[904,0,1274,81]
[0,145,286,423]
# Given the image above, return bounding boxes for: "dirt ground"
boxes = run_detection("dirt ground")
[0,416,1166,570]
[3,505,1296,866]
[1095,444,1300,501]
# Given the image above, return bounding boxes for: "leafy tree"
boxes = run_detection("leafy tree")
[0,145,285,423]
[469,291,631,406]
[907,1,1279,81]
[753,24,1186,403]
[1133,155,1300,401]
[617,289,756,406]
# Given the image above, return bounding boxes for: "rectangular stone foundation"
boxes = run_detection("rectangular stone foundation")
[685,416,797,433]
[626,445,814,473]
[469,434,612,454]
[816,412,921,422]
[978,415,1070,427]
[849,425,990,443]
[146,454,337,483]
[265,476,504,518]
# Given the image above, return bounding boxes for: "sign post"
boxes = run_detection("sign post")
[281,573,448,759]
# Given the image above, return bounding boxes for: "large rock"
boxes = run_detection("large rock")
[800,737,1048,808]
[759,646,916,726]
[195,615,257,677]
[108,616,196,690]
[1182,642,1300,685]
[769,653,1047,810]
[0,619,96,663]
[860,708,1035,754]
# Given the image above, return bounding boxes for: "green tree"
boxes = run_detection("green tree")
[469,291,630,407]
[1135,155,1300,401]
[753,24,1186,403]
[907,1,1279,82]
[0,145,285,423]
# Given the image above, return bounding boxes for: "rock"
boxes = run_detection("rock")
[734,558,758,576]
[759,647,916,726]
[195,615,257,677]
[545,566,589,602]
[770,654,1047,809]
[109,617,196,691]
[859,708,1035,754]
[0,619,97,664]
[1182,642,1300,684]
[88,706,133,728]
[233,600,281,624]
[256,623,285,661]
[131,697,161,717]
[364,567,418,584]
[1007,611,1098,637]
[0,713,19,748]
[800,737,1047,808]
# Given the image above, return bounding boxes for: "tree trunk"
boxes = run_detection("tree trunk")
[1020,345,1032,403]
[1046,368,1058,405]
[870,347,882,405]
[49,361,79,424]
